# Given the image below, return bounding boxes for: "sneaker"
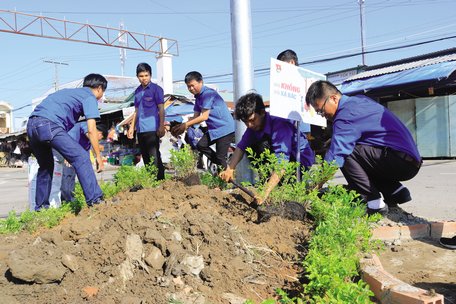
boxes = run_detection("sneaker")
[87,197,105,207]
[366,205,389,216]
[439,235,456,249]
[384,187,411,207]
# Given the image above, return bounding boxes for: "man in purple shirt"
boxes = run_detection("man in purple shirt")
[127,63,165,180]
[219,92,312,204]
[306,80,422,215]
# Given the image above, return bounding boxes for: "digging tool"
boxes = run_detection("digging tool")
[230,179,307,223]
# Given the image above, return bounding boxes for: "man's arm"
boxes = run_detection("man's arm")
[87,118,104,172]
[157,104,165,138]
[127,110,137,139]
[254,170,284,205]
[171,111,207,136]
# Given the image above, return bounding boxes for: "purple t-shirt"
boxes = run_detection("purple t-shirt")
[237,112,314,166]
[134,82,164,133]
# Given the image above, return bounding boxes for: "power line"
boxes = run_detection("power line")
[175,33,456,83]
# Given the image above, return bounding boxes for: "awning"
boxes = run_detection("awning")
[341,57,456,95]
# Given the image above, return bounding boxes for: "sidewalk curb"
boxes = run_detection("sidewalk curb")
[360,255,444,304]
[360,221,455,303]
[372,221,456,241]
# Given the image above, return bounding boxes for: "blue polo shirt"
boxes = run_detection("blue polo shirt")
[325,94,421,167]
[237,113,315,167]
[31,87,100,131]
[68,122,91,151]
[134,82,164,133]
[194,86,235,140]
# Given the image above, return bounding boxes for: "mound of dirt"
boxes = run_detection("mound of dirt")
[0,181,312,304]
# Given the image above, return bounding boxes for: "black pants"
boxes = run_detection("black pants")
[137,131,165,180]
[196,132,234,169]
[341,144,421,202]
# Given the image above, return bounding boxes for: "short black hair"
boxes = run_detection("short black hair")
[235,92,265,121]
[277,49,298,66]
[136,62,152,76]
[305,80,341,107]
[83,74,108,91]
[184,71,203,84]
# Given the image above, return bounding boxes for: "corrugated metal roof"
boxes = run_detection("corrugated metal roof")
[345,53,456,81]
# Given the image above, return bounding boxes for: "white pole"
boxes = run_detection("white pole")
[230,0,254,182]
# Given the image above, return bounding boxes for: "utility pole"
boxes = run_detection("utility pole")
[358,0,366,65]
[230,0,254,183]
[43,60,69,91]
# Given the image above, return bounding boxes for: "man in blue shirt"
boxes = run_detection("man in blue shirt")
[172,71,235,170]
[306,80,422,215]
[219,92,313,204]
[127,63,165,180]
[27,74,107,211]
[61,122,105,202]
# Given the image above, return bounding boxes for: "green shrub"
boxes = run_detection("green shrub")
[200,171,227,189]
[169,144,197,178]
[114,163,159,191]
[242,151,379,304]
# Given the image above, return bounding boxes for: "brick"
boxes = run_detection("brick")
[361,255,444,304]
[430,221,456,239]
[400,224,430,240]
[372,226,401,241]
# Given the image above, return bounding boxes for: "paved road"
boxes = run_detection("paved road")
[0,165,117,218]
[0,160,455,220]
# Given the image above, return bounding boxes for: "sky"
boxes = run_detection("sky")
[1,0,456,126]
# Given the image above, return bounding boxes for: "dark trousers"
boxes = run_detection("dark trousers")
[61,164,77,202]
[196,132,234,169]
[27,116,103,210]
[137,131,165,180]
[341,144,421,202]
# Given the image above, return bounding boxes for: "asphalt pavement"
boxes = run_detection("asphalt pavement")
[0,160,455,221]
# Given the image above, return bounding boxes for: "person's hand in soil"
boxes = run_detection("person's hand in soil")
[219,167,235,182]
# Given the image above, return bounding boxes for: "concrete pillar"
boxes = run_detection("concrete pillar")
[156,38,173,94]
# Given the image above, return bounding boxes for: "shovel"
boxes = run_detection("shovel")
[230,180,307,223]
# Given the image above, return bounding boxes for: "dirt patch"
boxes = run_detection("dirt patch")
[0,181,312,304]
[376,207,456,303]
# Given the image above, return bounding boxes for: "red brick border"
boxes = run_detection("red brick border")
[361,255,444,304]
[372,221,456,241]
[362,221,455,303]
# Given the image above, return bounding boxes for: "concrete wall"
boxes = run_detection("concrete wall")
[388,96,455,158]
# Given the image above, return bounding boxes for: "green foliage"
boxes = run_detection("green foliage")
[169,144,197,178]
[0,210,22,233]
[303,185,377,303]
[114,163,159,191]
[242,151,379,304]
[200,171,227,189]
[0,204,71,234]
[246,147,298,186]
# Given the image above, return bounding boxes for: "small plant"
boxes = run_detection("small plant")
[200,171,227,189]
[169,144,197,179]
[114,163,159,191]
